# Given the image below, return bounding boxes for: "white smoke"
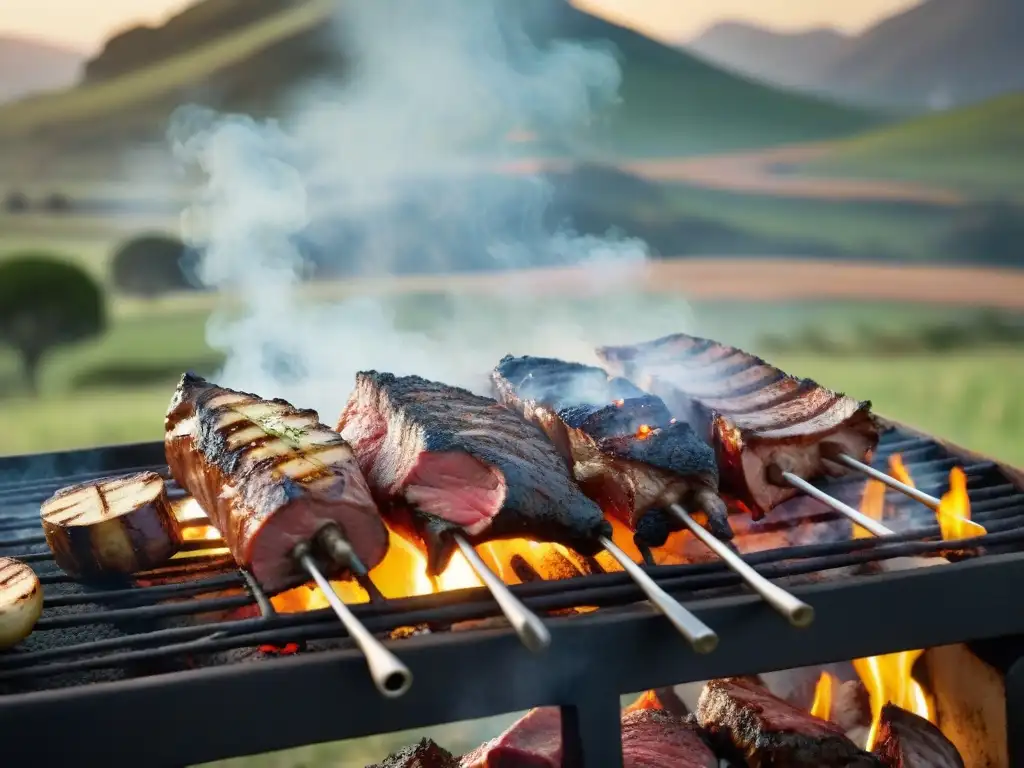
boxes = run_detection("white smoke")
[169,0,690,418]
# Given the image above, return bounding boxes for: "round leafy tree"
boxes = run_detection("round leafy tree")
[0,255,107,393]
[110,233,199,298]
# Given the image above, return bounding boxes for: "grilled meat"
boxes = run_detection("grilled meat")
[460,704,717,767]
[338,372,610,575]
[461,707,563,767]
[40,471,181,578]
[165,373,387,592]
[695,677,883,767]
[597,333,880,518]
[0,557,42,651]
[873,703,964,768]
[367,739,459,768]
[492,355,730,547]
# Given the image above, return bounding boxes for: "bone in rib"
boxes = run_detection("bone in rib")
[491,354,732,548]
[337,371,611,575]
[165,372,389,592]
[596,333,880,518]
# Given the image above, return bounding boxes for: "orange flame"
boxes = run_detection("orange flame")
[855,478,886,540]
[853,650,933,750]
[635,424,653,440]
[612,399,625,407]
[809,671,836,721]
[937,467,985,540]
[889,454,914,488]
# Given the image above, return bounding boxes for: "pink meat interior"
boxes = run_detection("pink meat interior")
[403,452,507,536]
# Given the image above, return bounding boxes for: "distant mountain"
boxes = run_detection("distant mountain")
[816,0,1024,112]
[0,35,84,103]
[0,0,878,165]
[684,22,848,91]
[684,0,1024,113]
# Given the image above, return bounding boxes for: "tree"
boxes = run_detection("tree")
[110,233,199,298]
[0,255,107,394]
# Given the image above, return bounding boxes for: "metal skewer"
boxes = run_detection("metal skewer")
[452,533,551,653]
[828,451,940,510]
[598,535,719,654]
[668,503,814,628]
[292,527,413,699]
[776,470,895,537]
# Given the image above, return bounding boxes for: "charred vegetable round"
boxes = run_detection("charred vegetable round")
[40,471,182,578]
[0,557,43,650]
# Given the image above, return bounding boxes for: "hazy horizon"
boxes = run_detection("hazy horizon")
[2,0,922,54]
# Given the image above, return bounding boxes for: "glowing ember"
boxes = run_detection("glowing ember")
[624,689,664,714]
[635,424,653,440]
[853,650,934,750]
[612,399,625,407]
[809,671,835,721]
[937,467,985,540]
[260,643,300,655]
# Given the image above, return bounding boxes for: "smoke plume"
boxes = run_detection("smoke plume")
[170,0,687,417]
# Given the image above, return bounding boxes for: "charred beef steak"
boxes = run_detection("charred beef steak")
[338,372,610,574]
[165,373,388,592]
[492,354,731,547]
[460,703,717,767]
[367,738,459,768]
[695,677,883,767]
[597,333,879,518]
[873,703,965,768]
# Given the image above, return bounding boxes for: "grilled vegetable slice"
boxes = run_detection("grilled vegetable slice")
[0,557,43,650]
[40,471,182,578]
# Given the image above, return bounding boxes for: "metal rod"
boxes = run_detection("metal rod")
[668,503,814,628]
[832,452,941,509]
[293,543,413,698]
[781,471,896,537]
[598,535,718,654]
[452,533,551,653]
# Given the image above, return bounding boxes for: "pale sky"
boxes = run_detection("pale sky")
[3,0,923,53]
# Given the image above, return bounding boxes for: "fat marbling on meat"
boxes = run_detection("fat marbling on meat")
[491,354,732,548]
[337,371,610,575]
[597,333,879,518]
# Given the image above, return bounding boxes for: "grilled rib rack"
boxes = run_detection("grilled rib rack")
[2,423,1024,767]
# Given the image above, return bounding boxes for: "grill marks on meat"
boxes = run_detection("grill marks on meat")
[164,373,387,592]
[695,677,883,767]
[367,739,459,768]
[597,333,880,518]
[491,355,731,547]
[460,704,717,767]
[338,372,610,574]
[873,704,965,768]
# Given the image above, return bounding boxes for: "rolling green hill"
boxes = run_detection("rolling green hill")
[806,92,1024,196]
[0,0,878,178]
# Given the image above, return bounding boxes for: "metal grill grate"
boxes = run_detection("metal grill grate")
[1,426,1024,766]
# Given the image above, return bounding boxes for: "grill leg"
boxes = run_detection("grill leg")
[560,697,624,768]
[1008,656,1024,767]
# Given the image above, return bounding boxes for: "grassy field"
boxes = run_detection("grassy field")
[1,297,1021,464]
[805,93,1024,198]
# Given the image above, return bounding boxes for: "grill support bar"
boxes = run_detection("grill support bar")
[1007,657,1024,768]
[3,551,1024,767]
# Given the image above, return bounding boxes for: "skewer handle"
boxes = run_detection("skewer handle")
[831,452,941,510]
[294,545,413,698]
[668,503,814,628]
[598,536,718,654]
[453,534,551,653]
[780,471,895,537]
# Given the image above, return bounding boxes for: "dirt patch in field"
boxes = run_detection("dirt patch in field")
[328,259,1024,310]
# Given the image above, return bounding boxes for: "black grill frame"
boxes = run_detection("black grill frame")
[0,424,1023,767]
